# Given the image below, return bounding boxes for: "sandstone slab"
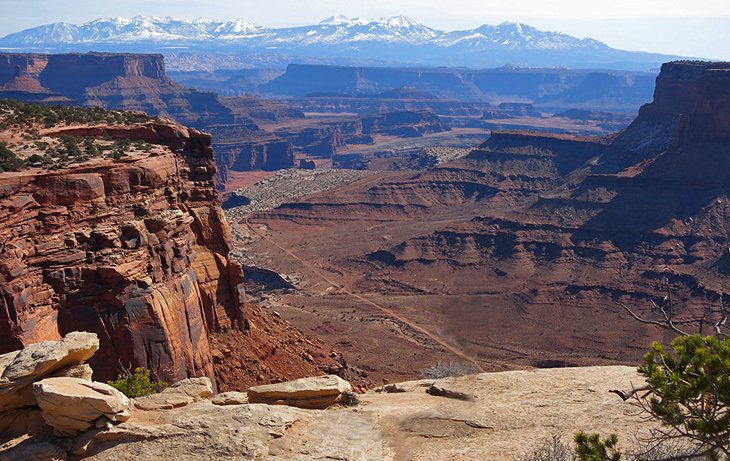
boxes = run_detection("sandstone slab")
[134,377,213,411]
[247,375,352,409]
[0,332,99,439]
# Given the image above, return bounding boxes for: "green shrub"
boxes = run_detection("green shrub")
[575,433,621,461]
[83,137,100,157]
[26,153,46,164]
[107,367,168,398]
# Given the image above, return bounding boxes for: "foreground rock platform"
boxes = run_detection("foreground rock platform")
[1,365,653,460]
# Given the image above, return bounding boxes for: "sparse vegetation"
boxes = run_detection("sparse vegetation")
[420,360,480,379]
[0,100,152,130]
[513,436,578,461]
[107,366,168,398]
[0,101,161,172]
[342,390,360,406]
[516,435,697,461]
[0,142,24,172]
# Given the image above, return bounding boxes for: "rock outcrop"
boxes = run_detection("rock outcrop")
[218,140,295,172]
[33,377,130,436]
[360,110,447,138]
[0,120,246,386]
[0,332,101,440]
[133,377,213,411]
[247,375,352,409]
[482,102,542,119]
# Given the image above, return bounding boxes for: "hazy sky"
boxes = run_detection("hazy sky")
[1,0,729,59]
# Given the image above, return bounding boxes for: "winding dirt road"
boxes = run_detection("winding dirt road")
[243,217,485,372]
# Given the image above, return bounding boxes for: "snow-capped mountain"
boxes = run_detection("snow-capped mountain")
[0,15,686,70]
[271,15,440,45]
[0,16,270,44]
[438,22,608,51]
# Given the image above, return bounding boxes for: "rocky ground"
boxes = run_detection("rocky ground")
[2,365,654,461]
[225,169,378,218]
[224,168,377,264]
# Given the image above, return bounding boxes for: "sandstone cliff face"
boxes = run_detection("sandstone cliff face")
[0,122,246,386]
[0,54,49,92]
[606,61,730,171]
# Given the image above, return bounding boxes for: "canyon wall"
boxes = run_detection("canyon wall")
[0,122,246,386]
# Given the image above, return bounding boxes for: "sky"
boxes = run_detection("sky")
[0,0,729,59]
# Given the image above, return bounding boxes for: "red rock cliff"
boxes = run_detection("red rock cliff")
[0,122,247,387]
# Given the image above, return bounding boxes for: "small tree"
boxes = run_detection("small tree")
[636,335,730,459]
[613,281,730,460]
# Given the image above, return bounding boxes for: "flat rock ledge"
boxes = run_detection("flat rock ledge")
[247,374,352,409]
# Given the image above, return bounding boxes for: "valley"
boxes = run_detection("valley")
[0,3,728,458]
[222,61,730,383]
[3,49,724,389]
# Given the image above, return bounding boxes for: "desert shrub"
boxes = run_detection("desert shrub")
[342,391,360,407]
[0,142,25,171]
[420,360,480,379]
[26,153,47,165]
[83,137,100,157]
[513,436,578,461]
[58,135,82,158]
[107,367,167,398]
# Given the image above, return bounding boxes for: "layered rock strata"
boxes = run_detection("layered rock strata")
[0,121,246,385]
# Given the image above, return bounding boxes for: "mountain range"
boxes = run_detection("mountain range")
[0,15,689,70]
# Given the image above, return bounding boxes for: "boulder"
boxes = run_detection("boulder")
[32,377,131,436]
[0,332,98,389]
[0,332,99,441]
[133,377,213,411]
[247,375,352,409]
